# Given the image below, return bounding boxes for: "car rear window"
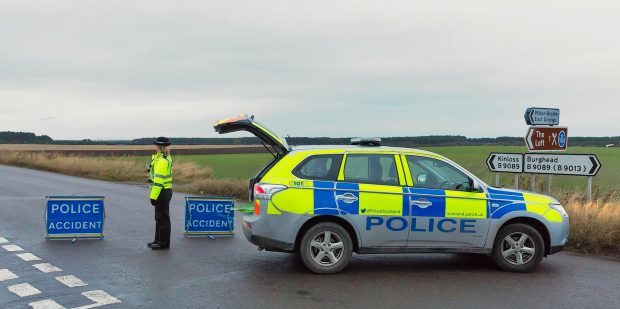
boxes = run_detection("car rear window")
[292,155,343,181]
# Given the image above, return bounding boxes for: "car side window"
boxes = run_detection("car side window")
[344,154,399,186]
[407,156,472,191]
[292,154,343,181]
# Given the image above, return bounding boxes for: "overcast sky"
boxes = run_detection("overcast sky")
[1,0,618,140]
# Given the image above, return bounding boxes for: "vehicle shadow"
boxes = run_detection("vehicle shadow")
[344,253,498,273]
[280,252,555,274]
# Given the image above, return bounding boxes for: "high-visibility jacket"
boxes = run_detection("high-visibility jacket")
[149,152,173,200]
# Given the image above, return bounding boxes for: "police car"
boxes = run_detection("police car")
[214,115,569,274]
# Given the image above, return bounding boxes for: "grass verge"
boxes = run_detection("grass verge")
[562,195,619,257]
[0,151,248,198]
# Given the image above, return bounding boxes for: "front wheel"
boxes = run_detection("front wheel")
[493,223,545,272]
[299,222,353,274]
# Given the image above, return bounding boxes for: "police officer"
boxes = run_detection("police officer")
[147,137,173,250]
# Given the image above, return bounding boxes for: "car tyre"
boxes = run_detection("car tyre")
[493,223,545,272]
[299,222,353,274]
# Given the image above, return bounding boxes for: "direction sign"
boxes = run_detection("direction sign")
[523,154,601,176]
[487,153,523,173]
[524,107,560,126]
[525,126,568,152]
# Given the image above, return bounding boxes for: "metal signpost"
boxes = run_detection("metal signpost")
[524,107,560,126]
[525,126,568,152]
[45,196,106,240]
[184,196,235,238]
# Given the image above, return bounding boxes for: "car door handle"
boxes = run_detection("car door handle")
[410,198,433,209]
[336,193,358,204]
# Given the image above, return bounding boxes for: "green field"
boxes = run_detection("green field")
[173,146,619,195]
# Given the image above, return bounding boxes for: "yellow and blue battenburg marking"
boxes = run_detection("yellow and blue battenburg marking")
[403,188,446,217]
[305,181,489,219]
[273,181,550,221]
[312,181,360,215]
[486,187,527,219]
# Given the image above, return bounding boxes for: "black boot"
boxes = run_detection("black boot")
[147,241,157,248]
[150,243,170,250]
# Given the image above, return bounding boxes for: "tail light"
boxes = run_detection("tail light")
[254,200,260,216]
[253,183,287,200]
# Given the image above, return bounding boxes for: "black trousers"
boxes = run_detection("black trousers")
[154,189,172,246]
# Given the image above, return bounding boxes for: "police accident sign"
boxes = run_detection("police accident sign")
[185,197,235,236]
[45,196,105,239]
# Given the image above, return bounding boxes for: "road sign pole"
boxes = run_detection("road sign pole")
[495,173,500,187]
[531,175,536,192]
[547,175,552,195]
[587,177,593,202]
[514,174,519,189]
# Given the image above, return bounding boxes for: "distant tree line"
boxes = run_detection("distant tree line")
[131,135,620,147]
[2,131,619,147]
[0,131,53,144]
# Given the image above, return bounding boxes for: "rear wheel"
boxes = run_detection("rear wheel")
[299,222,352,274]
[493,223,544,272]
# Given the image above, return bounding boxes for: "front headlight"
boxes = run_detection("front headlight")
[550,203,568,217]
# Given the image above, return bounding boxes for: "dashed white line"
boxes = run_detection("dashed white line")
[17,253,42,262]
[0,268,19,281]
[2,244,24,252]
[33,263,63,273]
[29,299,66,309]
[8,282,42,297]
[72,290,122,309]
[55,275,88,288]
[1,240,121,309]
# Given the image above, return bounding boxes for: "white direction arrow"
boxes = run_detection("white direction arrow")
[487,153,523,173]
[523,154,601,176]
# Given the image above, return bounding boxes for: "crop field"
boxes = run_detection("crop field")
[0,144,263,151]
[172,146,619,196]
[3,144,618,195]
[0,144,265,156]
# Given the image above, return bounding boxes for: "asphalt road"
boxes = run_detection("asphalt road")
[0,165,618,309]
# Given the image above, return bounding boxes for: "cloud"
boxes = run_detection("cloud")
[0,0,618,139]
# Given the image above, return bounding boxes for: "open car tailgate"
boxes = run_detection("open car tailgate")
[213,115,290,155]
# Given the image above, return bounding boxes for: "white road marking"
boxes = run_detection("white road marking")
[55,275,88,288]
[2,244,24,252]
[0,268,19,281]
[8,283,42,297]
[17,253,42,262]
[29,299,67,309]
[33,263,63,273]
[72,290,122,309]
[0,237,8,244]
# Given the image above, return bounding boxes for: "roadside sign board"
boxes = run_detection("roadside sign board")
[487,153,524,173]
[525,126,568,152]
[45,196,105,239]
[523,154,601,176]
[185,196,235,237]
[524,107,560,126]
